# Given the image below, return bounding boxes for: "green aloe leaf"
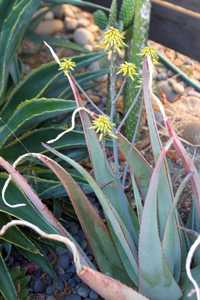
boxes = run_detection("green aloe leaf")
[44,0,109,11]
[0,160,92,268]
[139,143,182,300]
[0,255,17,300]
[0,98,75,148]
[43,144,139,285]
[73,86,139,249]
[118,134,152,197]
[0,212,39,254]
[0,129,85,162]
[182,265,200,300]
[27,31,87,53]
[36,153,132,285]
[143,59,181,280]
[2,52,104,120]
[0,0,13,29]
[0,0,40,101]
[50,69,108,99]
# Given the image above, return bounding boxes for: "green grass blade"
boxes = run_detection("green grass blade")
[143,59,181,278]
[0,212,39,254]
[44,0,110,11]
[139,142,182,299]
[0,255,17,300]
[0,0,40,101]
[0,128,85,162]
[43,144,139,285]
[73,86,139,248]
[2,52,104,120]
[118,134,152,197]
[37,154,132,285]
[0,99,76,148]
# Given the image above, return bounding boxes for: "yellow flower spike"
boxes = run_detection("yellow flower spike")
[140,47,159,64]
[101,26,127,55]
[117,62,137,80]
[91,115,117,141]
[59,58,76,74]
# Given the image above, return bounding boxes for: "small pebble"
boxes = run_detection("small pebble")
[156,72,168,81]
[89,290,98,299]
[158,80,178,102]
[58,4,76,18]
[78,18,91,27]
[55,280,65,291]
[55,266,65,275]
[46,285,54,295]
[88,24,99,33]
[169,78,185,95]
[44,11,54,20]
[64,16,78,30]
[35,20,64,35]
[77,284,90,297]
[33,279,45,293]
[64,295,81,300]
[58,254,70,269]
[68,278,77,288]
[73,28,94,45]
[85,44,93,51]
[46,296,56,300]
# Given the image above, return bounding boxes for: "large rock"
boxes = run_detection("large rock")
[73,28,94,45]
[35,19,64,35]
[54,4,79,18]
[166,96,200,144]
[64,16,78,31]
[169,78,185,95]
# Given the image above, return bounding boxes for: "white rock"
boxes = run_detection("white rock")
[169,78,185,95]
[54,4,75,18]
[64,16,78,31]
[81,11,92,19]
[62,4,76,17]
[84,44,93,51]
[35,19,64,35]
[73,28,94,45]
[78,18,91,28]
[44,11,54,20]
[88,24,99,33]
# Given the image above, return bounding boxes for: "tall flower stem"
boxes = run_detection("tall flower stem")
[109,53,117,122]
[109,53,120,178]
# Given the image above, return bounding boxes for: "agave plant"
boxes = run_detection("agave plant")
[0,0,110,296]
[0,52,200,300]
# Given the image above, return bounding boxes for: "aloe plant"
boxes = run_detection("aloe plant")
[1,1,199,299]
[0,0,110,296]
[0,55,199,299]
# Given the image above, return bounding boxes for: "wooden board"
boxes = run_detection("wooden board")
[164,0,200,13]
[150,0,200,61]
[90,0,200,61]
